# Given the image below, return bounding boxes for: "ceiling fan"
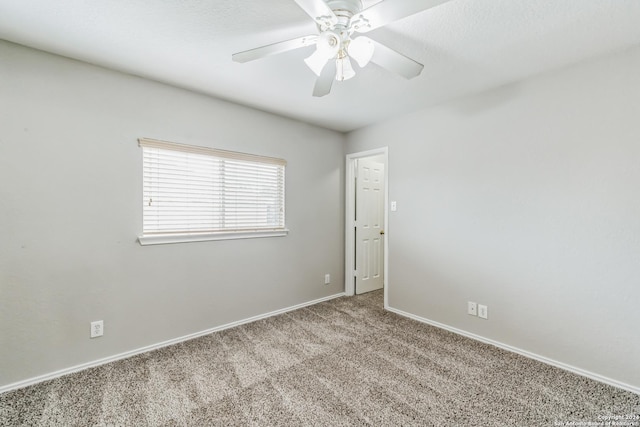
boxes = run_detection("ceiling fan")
[232,0,450,97]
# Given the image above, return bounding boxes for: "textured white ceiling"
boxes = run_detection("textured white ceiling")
[2,0,640,132]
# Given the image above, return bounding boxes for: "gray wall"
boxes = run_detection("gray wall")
[0,40,345,388]
[347,46,640,389]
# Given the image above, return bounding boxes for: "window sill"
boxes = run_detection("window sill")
[138,229,289,246]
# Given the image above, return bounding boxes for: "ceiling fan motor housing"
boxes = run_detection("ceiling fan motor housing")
[324,0,363,32]
[321,0,364,59]
[326,0,363,15]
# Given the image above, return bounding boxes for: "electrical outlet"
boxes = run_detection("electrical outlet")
[467,301,477,316]
[324,274,331,285]
[91,320,104,338]
[478,305,488,320]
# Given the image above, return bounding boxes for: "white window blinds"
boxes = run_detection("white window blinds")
[139,138,286,239]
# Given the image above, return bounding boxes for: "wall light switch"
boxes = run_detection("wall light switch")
[391,201,397,212]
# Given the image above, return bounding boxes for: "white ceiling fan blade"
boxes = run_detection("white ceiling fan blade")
[312,60,337,97]
[232,34,317,63]
[369,39,424,79]
[353,0,451,33]
[294,0,338,28]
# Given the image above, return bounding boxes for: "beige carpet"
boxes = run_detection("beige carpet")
[1,290,638,426]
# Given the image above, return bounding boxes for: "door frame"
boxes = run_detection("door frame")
[345,147,389,308]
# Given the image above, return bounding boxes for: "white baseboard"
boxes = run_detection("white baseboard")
[0,292,346,395]
[386,306,640,395]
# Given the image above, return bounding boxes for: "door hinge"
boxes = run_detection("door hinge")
[353,270,358,278]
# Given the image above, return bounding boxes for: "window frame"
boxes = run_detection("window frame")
[137,138,288,246]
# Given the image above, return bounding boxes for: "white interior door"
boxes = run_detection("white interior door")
[355,158,385,294]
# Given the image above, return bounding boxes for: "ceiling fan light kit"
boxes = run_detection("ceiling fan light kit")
[347,36,375,67]
[304,31,341,76]
[335,55,356,81]
[233,0,445,96]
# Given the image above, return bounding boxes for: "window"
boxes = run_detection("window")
[138,138,287,245]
